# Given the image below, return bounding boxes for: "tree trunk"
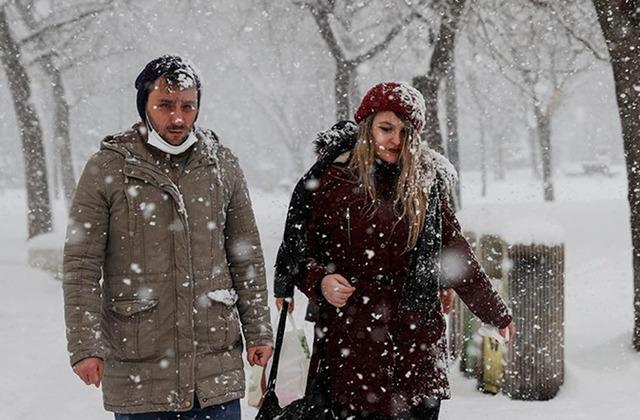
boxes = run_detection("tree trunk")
[307,3,412,123]
[593,0,640,350]
[534,105,554,201]
[480,123,487,197]
[494,134,506,181]
[335,60,357,121]
[49,62,76,205]
[14,0,76,206]
[445,64,461,207]
[465,69,487,196]
[51,147,60,200]
[413,74,444,154]
[0,7,52,239]
[412,0,467,155]
[528,115,542,179]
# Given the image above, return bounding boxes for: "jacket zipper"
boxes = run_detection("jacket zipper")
[178,177,198,407]
[170,205,180,405]
[388,331,399,391]
[346,207,352,246]
[125,159,195,407]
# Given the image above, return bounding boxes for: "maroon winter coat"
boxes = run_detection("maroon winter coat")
[297,160,512,417]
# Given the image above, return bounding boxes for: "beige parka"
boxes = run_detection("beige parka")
[63,123,272,414]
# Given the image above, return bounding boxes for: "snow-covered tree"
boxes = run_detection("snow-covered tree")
[592,0,640,351]
[0,0,139,237]
[411,0,466,156]
[13,0,78,206]
[297,0,420,120]
[466,0,602,201]
[0,2,52,238]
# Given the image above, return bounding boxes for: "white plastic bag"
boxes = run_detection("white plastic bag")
[247,313,311,407]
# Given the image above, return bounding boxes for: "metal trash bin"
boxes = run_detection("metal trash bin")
[448,233,565,401]
[503,243,565,400]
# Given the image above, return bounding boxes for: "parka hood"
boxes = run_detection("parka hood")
[312,120,358,157]
[99,122,148,159]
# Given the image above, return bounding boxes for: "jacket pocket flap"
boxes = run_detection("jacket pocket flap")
[110,298,158,316]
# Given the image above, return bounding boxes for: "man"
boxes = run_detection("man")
[63,55,273,419]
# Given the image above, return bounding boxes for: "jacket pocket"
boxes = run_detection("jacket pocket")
[206,289,241,351]
[102,359,153,407]
[105,298,159,362]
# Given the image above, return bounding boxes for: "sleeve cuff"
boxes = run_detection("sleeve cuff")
[70,350,104,367]
[245,338,274,348]
[300,263,327,303]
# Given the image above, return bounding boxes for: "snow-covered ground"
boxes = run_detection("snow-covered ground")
[1,168,638,419]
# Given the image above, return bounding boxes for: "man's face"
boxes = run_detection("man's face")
[146,77,198,145]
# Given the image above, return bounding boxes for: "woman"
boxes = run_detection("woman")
[274,82,514,420]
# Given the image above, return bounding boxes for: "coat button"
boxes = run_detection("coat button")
[183,400,191,408]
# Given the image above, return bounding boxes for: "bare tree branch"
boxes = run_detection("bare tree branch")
[533,0,609,61]
[18,2,112,47]
[307,2,346,62]
[351,11,417,65]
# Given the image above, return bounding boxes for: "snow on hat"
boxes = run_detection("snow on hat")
[354,82,426,133]
[134,55,202,122]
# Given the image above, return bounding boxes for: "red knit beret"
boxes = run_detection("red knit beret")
[354,82,426,133]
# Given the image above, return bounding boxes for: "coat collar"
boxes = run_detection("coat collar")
[100,122,222,172]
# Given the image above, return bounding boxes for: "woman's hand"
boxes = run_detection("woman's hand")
[275,297,295,313]
[321,274,356,308]
[500,321,516,343]
[439,289,455,314]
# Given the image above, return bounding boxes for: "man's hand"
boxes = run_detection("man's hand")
[275,297,295,313]
[247,345,273,367]
[72,357,104,388]
[321,274,356,308]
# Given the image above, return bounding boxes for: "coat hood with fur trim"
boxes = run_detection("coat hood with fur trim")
[312,120,458,196]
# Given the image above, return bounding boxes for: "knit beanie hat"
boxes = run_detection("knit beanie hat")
[134,55,201,123]
[354,82,426,133]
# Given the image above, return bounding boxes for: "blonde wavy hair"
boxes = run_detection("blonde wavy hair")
[347,114,429,251]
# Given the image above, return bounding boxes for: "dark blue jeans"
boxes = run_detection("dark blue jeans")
[114,399,240,420]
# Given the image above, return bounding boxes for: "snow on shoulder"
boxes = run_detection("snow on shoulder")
[195,127,228,188]
[196,127,219,160]
[313,120,358,156]
[207,289,238,306]
[418,144,458,194]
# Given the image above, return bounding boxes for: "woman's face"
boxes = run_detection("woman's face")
[371,111,408,164]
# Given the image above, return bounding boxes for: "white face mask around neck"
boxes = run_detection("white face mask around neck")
[145,118,198,155]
